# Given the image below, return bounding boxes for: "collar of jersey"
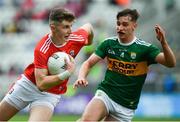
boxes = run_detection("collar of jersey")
[48,34,68,48]
[118,36,137,46]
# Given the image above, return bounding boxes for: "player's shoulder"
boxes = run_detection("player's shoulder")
[68,29,87,42]
[72,28,87,35]
[134,38,152,47]
[101,36,118,45]
[79,23,93,33]
[104,36,117,41]
[35,34,52,53]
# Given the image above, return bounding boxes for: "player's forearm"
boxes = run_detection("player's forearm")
[161,40,176,67]
[78,61,91,79]
[36,75,64,91]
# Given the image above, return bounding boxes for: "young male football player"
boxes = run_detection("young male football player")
[73,8,176,121]
[0,7,93,121]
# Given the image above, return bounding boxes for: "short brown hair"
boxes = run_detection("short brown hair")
[116,8,139,22]
[49,7,75,23]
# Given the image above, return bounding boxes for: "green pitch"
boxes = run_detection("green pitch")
[10,114,80,121]
[10,114,180,121]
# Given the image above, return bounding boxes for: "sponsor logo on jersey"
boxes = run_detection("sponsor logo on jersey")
[107,57,148,76]
[108,49,115,55]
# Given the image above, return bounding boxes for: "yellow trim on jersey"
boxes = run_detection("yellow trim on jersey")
[107,57,148,76]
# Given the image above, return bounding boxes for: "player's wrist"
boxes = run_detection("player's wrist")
[78,77,86,80]
[58,70,71,80]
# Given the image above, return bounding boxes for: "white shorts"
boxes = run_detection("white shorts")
[2,75,61,111]
[94,90,135,122]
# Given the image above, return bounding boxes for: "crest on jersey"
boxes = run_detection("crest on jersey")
[130,52,136,59]
[69,50,75,56]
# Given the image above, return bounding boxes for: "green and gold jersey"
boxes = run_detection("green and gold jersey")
[95,36,160,109]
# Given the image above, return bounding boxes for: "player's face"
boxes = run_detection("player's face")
[54,20,73,42]
[116,15,137,42]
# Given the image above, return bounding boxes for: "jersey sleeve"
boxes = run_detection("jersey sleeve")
[73,28,89,45]
[147,44,161,65]
[95,40,108,59]
[34,49,48,69]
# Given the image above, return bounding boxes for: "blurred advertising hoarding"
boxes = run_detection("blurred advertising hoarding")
[55,93,180,117]
[20,93,180,118]
[135,93,180,117]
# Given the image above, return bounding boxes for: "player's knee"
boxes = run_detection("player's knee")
[81,114,93,121]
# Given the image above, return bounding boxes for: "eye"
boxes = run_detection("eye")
[64,25,68,28]
[117,21,121,26]
[122,22,129,27]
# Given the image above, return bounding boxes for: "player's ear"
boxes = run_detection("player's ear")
[50,24,56,32]
[133,22,137,31]
[134,22,137,28]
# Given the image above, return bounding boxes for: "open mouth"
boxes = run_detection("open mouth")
[118,32,125,36]
[65,35,70,39]
[118,31,125,34]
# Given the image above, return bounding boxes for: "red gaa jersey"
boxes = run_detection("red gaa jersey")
[24,29,88,94]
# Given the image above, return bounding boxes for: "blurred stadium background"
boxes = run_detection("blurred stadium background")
[0,0,180,121]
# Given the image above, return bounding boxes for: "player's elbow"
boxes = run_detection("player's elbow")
[85,33,94,46]
[86,38,93,45]
[85,23,94,46]
[165,60,176,68]
[166,62,176,68]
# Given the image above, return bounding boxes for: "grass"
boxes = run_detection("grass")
[9,114,180,121]
[133,117,180,121]
[10,114,80,121]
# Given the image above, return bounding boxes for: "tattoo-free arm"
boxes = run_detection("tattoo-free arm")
[73,53,102,88]
[80,23,94,45]
[155,24,176,67]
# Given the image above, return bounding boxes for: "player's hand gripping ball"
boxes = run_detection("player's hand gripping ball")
[48,52,74,75]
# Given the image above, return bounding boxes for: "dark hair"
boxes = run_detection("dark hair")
[49,7,75,23]
[116,9,139,22]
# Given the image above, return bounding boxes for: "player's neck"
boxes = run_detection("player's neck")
[50,35,66,46]
[119,34,134,43]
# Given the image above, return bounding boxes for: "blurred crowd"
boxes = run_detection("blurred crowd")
[0,0,180,98]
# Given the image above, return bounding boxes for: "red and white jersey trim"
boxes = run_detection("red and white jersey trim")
[40,38,51,54]
[68,34,85,42]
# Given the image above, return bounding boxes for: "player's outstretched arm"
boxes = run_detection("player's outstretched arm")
[79,23,94,45]
[73,53,101,89]
[155,24,176,67]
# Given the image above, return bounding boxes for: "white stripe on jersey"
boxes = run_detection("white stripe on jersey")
[135,39,151,47]
[40,38,51,54]
[39,33,85,54]
[43,40,51,53]
[70,34,84,38]
[68,34,85,42]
